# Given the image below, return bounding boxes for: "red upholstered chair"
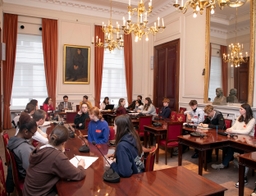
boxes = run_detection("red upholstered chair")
[66,112,77,123]
[8,150,24,196]
[2,131,10,166]
[175,113,186,123]
[85,118,90,130]
[0,156,7,196]
[109,126,115,144]
[179,107,187,114]
[159,122,183,165]
[144,143,158,172]
[170,111,177,121]
[224,119,232,129]
[155,107,159,115]
[137,116,152,138]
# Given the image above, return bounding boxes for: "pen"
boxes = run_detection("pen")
[74,154,80,162]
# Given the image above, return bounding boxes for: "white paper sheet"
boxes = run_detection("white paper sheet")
[70,156,98,169]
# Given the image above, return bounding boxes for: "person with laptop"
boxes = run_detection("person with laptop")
[58,95,72,111]
[100,97,110,110]
[211,104,255,188]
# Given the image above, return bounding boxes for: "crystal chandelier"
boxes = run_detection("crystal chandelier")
[173,0,247,18]
[92,0,124,51]
[223,8,248,67]
[122,0,165,42]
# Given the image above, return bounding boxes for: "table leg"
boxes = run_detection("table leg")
[156,135,160,163]
[239,164,245,196]
[198,151,203,175]
[178,143,183,166]
[204,151,208,171]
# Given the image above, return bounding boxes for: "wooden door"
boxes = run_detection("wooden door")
[234,58,249,103]
[153,39,180,111]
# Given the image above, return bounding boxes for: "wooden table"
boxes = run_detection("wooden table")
[144,125,167,163]
[238,152,256,196]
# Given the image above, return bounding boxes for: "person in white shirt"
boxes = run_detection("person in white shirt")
[140,97,156,116]
[186,100,205,124]
[32,109,49,145]
[100,97,110,110]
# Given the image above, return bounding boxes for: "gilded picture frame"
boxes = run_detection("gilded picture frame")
[63,44,90,84]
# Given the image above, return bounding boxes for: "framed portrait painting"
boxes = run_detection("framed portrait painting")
[63,44,90,84]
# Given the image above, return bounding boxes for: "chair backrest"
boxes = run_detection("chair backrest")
[179,107,187,114]
[224,119,232,129]
[166,122,183,141]
[175,113,186,123]
[155,107,159,115]
[170,111,177,121]
[12,115,20,129]
[254,124,256,137]
[84,118,90,129]
[109,126,115,144]
[138,116,152,132]
[8,150,24,196]
[66,112,77,123]
[0,156,7,196]
[144,144,158,172]
[76,105,80,112]
[2,131,10,166]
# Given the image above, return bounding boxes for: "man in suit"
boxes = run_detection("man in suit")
[58,95,72,111]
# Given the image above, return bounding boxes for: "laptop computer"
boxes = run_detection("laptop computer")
[105,104,115,110]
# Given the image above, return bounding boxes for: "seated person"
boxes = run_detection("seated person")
[211,104,255,186]
[100,97,110,110]
[88,107,109,144]
[7,112,37,180]
[226,88,238,103]
[32,109,49,145]
[42,97,54,120]
[80,95,92,109]
[107,115,144,177]
[23,125,86,196]
[134,99,144,113]
[74,103,90,129]
[29,99,39,110]
[140,97,156,116]
[127,95,143,110]
[58,95,72,111]
[116,98,127,116]
[159,98,171,119]
[186,100,204,124]
[212,88,227,105]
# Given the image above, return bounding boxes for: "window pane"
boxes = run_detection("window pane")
[11,34,47,110]
[101,49,127,107]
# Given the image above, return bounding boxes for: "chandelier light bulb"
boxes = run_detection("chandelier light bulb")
[196,5,200,12]
[211,8,215,14]
[193,12,197,18]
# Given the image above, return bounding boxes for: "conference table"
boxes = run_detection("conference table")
[46,125,227,196]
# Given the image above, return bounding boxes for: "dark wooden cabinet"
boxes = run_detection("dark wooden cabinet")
[153,39,180,111]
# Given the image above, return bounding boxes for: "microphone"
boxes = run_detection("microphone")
[92,141,120,183]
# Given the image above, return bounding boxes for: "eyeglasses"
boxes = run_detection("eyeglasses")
[29,130,37,136]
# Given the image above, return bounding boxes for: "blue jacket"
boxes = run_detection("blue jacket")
[111,134,144,177]
[88,120,109,144]
[159,106,171,119]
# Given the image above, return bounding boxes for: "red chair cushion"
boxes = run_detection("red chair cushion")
[159,140,179,147]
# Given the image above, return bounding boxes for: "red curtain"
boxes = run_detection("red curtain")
[42,18,58,109]
[124,34,133,105]
[3,14,18,129]
[94,25,104,107]
[220,45,228,96]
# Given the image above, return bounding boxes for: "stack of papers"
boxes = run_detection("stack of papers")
[70,156,98,169]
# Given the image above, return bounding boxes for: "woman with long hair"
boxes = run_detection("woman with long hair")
[100,97,110,110]
[211,104,255,186]
[43,97,54,112]
[88,107,109,144]
[108,115,144,177]
[116,98,127,115]
[141,97,156,115]
[23,125,85,195]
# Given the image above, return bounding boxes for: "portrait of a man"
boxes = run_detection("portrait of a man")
[64,45,90,84]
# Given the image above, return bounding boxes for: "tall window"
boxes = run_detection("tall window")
[11,34,47,110]
[100,49,127,106]
[208,56,222,101]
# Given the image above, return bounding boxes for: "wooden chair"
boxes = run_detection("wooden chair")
[175,113,186,123]
[0,156,7,196]
[179,107,187,114]
[159,122,183,165]
[8,150,24,196]
[65,112,77,123]
[1,131,10,166]
[170,111,177,121]
[136,116,152,138]
[144,144,158,172]
[76,105,80,112]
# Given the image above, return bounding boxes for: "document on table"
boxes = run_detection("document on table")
[70,156,98,169]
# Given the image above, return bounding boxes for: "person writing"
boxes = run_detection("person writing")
[74,103,90,129]
[107,115,144,177]
[88,107,109,144]
[23,125,86,195]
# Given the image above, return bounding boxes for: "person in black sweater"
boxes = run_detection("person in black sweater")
[74,103,89,129]
[159,98,171,119]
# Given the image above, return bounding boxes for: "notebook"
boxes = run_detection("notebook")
[105,104,114,110]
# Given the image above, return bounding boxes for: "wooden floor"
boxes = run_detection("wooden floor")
[1,128,255,196]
